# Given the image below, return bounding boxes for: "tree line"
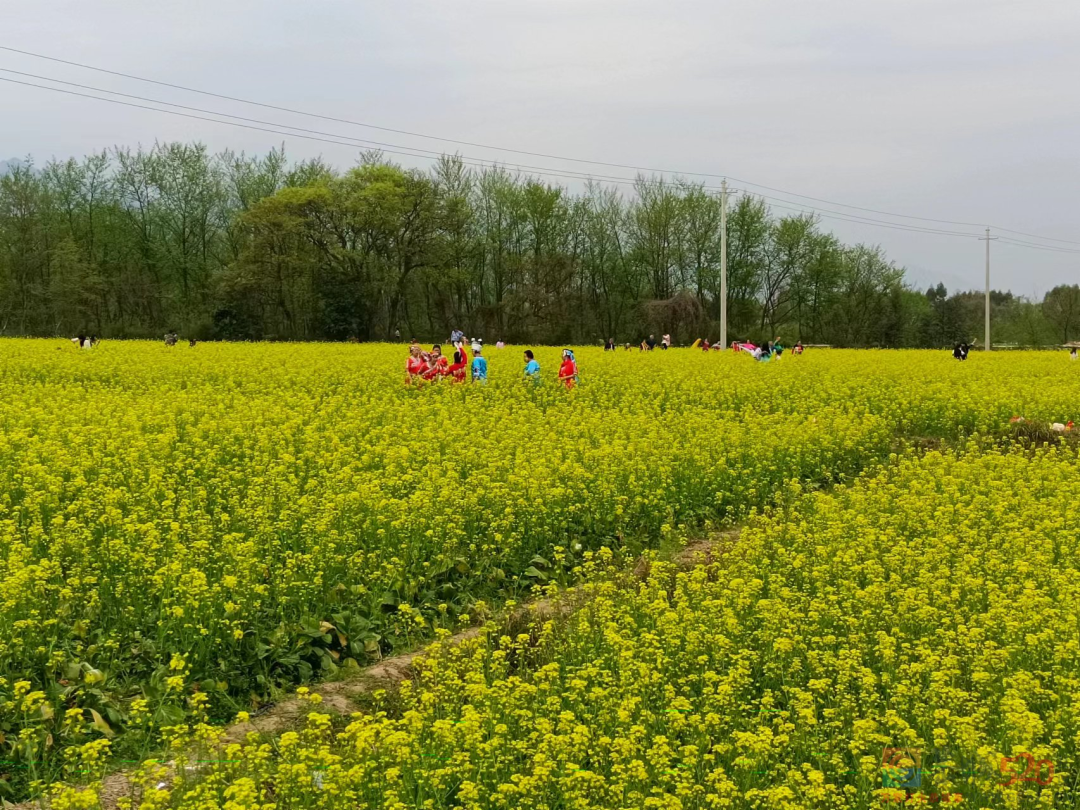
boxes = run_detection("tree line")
[1,143,1077,346]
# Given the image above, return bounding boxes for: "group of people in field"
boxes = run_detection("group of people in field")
[603,334,672,351]
[737,338,803,362]
[699,337,804,361]
[164,331,197,347]
[603,334,805,361]
[405,331,579,388]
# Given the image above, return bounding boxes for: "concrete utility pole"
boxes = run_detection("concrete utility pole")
[980,227,996,351]
[720,178,728,349]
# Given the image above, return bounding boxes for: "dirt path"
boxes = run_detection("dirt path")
[10,529,740,810]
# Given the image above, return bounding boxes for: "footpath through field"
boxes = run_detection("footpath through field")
[14,530,742,810]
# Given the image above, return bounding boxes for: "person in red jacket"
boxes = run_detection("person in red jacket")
[406,343,428,384]
[558,349,578,389]
[447,341,470,383]
[422,344,448,381]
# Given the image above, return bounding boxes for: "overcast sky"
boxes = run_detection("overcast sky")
[3,0,1080,297]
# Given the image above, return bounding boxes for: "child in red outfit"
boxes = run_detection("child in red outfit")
[558,349,578,389]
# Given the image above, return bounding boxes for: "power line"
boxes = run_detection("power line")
[998,237,1080,255]
[5,72,808,195]
[993,227,1080,248]
[0,43,1041,232]
[2,45,757,184]
[753,197,983,239]
[748,193,982,238]
[0,69,661,187]
[1,71,1075,255]
[0,73,982,238]
[0,76,672,190]
[723,178,985,228]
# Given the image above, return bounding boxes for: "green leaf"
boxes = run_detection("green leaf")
[89,708,114,737]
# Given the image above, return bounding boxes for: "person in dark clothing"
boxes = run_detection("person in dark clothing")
[646,334,657,350]
[605,338,616,351]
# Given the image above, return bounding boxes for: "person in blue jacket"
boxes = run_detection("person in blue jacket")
[471,345,488,383]
[523,350,541,384]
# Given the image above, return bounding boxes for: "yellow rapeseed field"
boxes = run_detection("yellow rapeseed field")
[1,339,1079,807]
[66,448,1077,810]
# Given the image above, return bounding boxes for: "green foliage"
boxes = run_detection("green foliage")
[0,145,1063,346]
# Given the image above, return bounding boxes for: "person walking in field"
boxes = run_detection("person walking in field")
[559,349,579,389]
[605,337,616,351]
[448,341,470,383]
[423,344,448,380]
[523,350,541,385]
[406,343,428,384]
[471,345,488,383]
